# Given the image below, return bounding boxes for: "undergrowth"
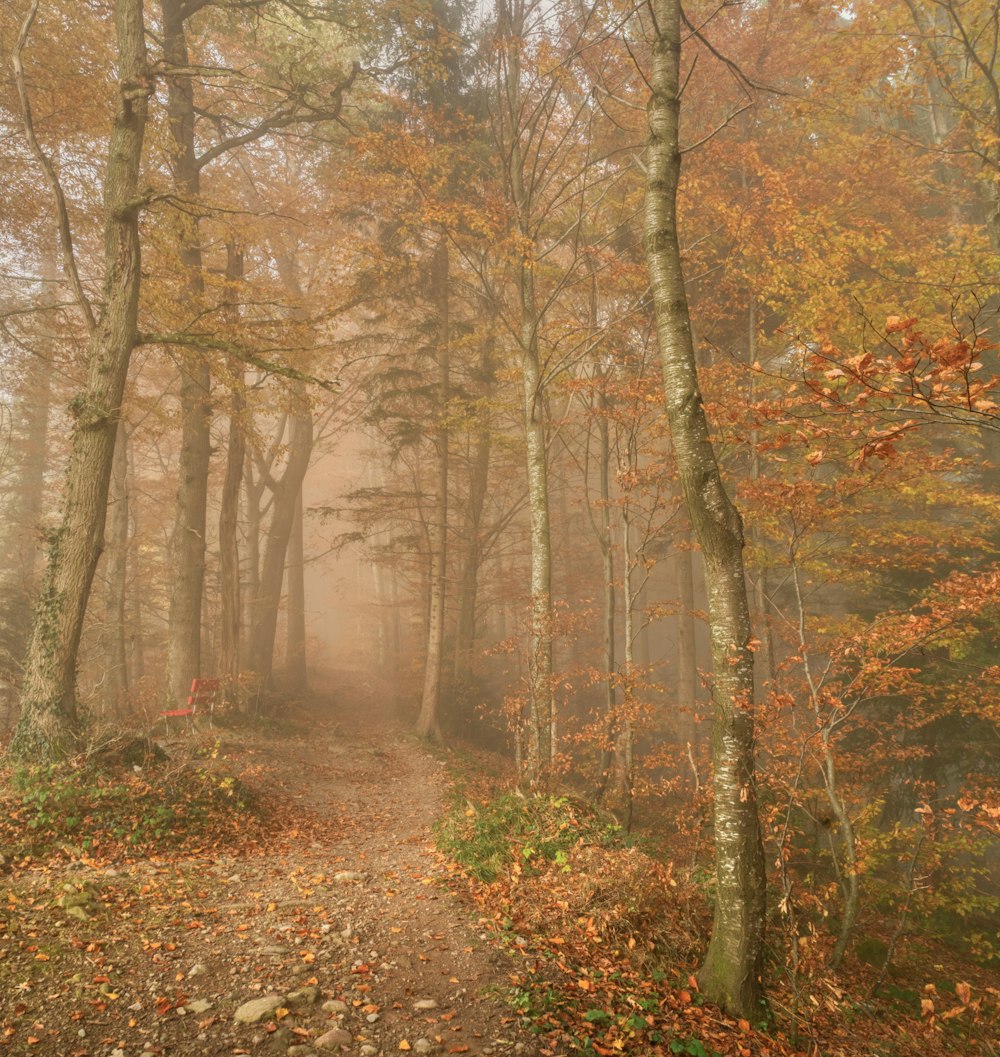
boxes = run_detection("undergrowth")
[0,753,260,862]
[435,790,628,882]
[434,771,717,1056]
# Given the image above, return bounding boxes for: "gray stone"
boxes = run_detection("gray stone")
[365,1012,380,1023]
[285,985,321,1008]
[332,871,366,883]
[58,891,96,909]
[262,945,290,956]
[315,1027,354,1050]
[413,1000,438,1012]
[360,1047,378,1057]
[65,905,91,922]
[414,1039,434,1055]
[188,999,213,1014]
[288,1048,315,1056]
[187,962,209,978]
[234,993,285,1024]
[270,1026,294,1051]
[322,999,349,1014]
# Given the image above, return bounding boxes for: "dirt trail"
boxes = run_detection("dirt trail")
[256,672,531,1057]
[1,674,539,1057]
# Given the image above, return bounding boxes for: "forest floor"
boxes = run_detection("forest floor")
[0,671,538,1057]
[1,672,998,1057]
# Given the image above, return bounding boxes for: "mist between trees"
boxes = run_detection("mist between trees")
[0,0,998,1032]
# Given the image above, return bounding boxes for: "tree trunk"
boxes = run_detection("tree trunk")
[246,396,313,687]
[0,252,55,696]
[521,270,554,783]
[102,420,130,714]
[607,497,635,829]
[417,240,450,741]
[10,0,149,760]
[644,0,767,1018]
[596,391,617,798]
[495,0,554,785]
[161,0,212,708]
[218,247,246,698]
[219,377,246,692]
[242,458,264,669]
[285,487,308,693]
[674,506,698,739]
[453,332,495,690]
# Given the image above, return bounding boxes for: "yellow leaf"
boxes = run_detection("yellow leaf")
[400,1041,412,1051]
[275,1007,290,1020]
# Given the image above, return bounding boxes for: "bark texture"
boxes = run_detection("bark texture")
[644,0,767,1018]
[10,0,149,759]
[417,240,450,741]
[161,0,212,709]
[101,421,131,714]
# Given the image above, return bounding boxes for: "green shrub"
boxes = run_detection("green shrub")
[435,792,626,882]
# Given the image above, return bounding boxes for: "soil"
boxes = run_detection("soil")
[0,671,539,1057]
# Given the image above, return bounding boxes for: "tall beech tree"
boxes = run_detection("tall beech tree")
[9,0,149,759]
[644,0,767,1017]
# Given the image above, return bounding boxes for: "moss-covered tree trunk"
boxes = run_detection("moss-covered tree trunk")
[9,0,149,760]
[643,0,767,1018]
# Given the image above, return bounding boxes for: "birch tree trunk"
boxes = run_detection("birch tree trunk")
[644,0,767,1017]
[10,0,149,759]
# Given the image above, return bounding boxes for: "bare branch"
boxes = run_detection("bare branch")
[12,0,97,333]
[138,331,339,391]
[194,61,360,171]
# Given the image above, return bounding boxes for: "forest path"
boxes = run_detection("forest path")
[221,670,535,1057]
[0,672,538,1057]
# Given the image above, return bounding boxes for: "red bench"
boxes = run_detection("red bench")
[160,678,220,728]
